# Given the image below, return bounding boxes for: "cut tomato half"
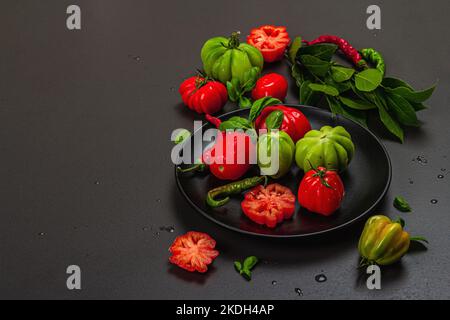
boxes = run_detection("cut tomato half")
[247,25,290,62]
[241,183,296,228]
[169,231,219,273]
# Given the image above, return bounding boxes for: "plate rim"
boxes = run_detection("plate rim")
[174,104,392,238]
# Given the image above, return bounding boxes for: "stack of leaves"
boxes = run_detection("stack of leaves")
[288,37,436,142]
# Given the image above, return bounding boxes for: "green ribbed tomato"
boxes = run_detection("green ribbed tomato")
[295,126,355,171]
[258,131,295,179]
[201,32,264,84]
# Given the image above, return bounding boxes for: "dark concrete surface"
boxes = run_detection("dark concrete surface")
[0,0,449,299]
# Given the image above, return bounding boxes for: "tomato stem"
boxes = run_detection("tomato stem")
[228,31,241,49]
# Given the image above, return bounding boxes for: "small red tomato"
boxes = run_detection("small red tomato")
[255,105,311,142]
[247,25,290,63]
[179,76,227,114]
[251,73,288,101]
[241,183,296,228]
[169,231,219,273]
[298,167,345,216]
[202,131,256,180]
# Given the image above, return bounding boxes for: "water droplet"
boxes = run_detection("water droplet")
[294,288,303,296]
[315,274,327,283]
[438,174,444,179]
[38,232,45,237]
[156,199,161,203]
[170,87,175,92]
[413,156,428,165]
[271,280,277,285]
[94,181,100,185]
[408,179,414,184]
[133,55,141,62]
[159,226,175,233]
[154,231,160,236]
[431,199,438,204]
[441,168,446,172]
[142,226,149,231]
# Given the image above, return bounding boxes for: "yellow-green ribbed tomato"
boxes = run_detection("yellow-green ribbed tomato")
[258,131,295,179]
[295,126,355,172]
[201,32,264,84]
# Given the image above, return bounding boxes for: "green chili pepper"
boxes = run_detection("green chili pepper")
[360,48,386,76]
[206,176,268,208]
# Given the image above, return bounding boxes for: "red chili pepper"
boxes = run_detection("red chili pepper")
[205,114,222,128]
[305,35,366,68]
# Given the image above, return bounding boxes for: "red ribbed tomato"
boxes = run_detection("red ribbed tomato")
[179,76,227,114]
[255,105,311,142]
[298,167,345,216]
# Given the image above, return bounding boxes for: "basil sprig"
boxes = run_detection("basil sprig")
[290,41,436,143]
[234,256,258,281]
[394,196,412,212]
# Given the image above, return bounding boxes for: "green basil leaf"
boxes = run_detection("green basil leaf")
[339,96,375,110]
[298,43,338,61]
[377,102,404,142]
[324,76,352,94]
[234,261,242,272]
[331,66,355,83]
[241,268,252,281]
[288,36,302,64]
[355,69,383,92]
[393,196,412,212]
[243,256,259,270]
[239,96,252,108]
[219,116,252,131]
[411,102,428,111]
[265,110,284,130]
[248,97,282,122]
[291,64,304,87]
[382,77,414,90]
[299,55,331,77]
[326,96,344,115]
[308,83,339,96]
[384,85,436,103]
[386,94,419,127]
[242,67,260,92]
[327,96,367,126]
[300,80,320,105]
[226,81,238,102]
[410,237,429,244]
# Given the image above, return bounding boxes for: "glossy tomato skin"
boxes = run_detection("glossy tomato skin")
[255,105,311,142]
[241,183,296,228]
[251,73,288,101]
[247,25,290,62]
[202,131,256,180]
[298,167,345,216]
[179,76,228,114]
[169,231,219,273]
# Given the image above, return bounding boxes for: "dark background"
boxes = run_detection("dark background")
[0,0,449,299]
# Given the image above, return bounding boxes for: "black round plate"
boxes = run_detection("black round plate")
[175,105,391,238]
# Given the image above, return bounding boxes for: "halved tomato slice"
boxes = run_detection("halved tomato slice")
[247,25,290,62]
[169,231,219,273]
[241,183,296,228]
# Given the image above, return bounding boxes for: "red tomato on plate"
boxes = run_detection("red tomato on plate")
[255,105,311,142]
[251,73,288,101]
[169,231,219,273]
[241,183,296,228]
[298,167,345,216]
[179,76,227,114]
[247,25,290,62]
[202,131,256,181]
